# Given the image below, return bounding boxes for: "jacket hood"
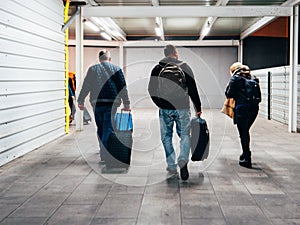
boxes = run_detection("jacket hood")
[159,57,183,66]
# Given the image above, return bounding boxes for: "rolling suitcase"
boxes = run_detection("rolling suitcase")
[190,116,209,161]
[106,110,133,169]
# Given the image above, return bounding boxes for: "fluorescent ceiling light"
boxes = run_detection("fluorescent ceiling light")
[84,21,100,32]
[101,32,112,40]
[202,26,211,36]
[155,27,162,36]
[155,17,160,25]
[91,17,126,41]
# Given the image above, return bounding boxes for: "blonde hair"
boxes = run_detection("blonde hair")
[230,62,243,75]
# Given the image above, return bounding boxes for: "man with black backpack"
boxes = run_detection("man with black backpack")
[148,45,202,180]
[225,63,261,168]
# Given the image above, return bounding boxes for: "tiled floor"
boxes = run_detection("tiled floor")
[0,109,300,225]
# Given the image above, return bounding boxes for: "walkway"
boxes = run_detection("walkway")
[0,109,300,225]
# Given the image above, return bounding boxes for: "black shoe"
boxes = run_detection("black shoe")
[99,159,106,165]
[239,157,252,168]
[178,160,189,181]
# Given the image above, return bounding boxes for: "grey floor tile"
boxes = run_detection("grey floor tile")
[64,183,110,205]
[9,204,58,218]
[24,192,69,206]
[114,176,148,187]
[271,219,300,225]
[90,218,136,225]
[0,193,32,204]
[182,218,227,225]
[42,175,85,194]
[253,194,295,207]
[45,204,98,225]
[221,205,271,225]
[95,194,143,219]
[241,176,285,195]
[261,204,300,219]
[181,194,223,219]
[0,204,20,221]
[108,183,145,195]
[137,195,180,225]
[0,217,47,225]
[216,193,256,206]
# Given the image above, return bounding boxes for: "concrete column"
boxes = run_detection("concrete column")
[289,5,299,133]
[75,9,84,131]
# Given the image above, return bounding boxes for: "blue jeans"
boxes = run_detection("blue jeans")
[94,105,117,160]
[159,109,191,170]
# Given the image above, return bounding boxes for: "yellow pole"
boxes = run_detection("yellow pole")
[64,0,70,133]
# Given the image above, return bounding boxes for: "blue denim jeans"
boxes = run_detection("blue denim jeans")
[159,109,191,170]
[94,105,117,160]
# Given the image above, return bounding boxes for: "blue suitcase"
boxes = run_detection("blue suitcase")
[106,111,133,169]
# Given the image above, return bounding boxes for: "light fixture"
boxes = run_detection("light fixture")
[201,17,214,37]
[155,17,164,40]
[155,26,162,36]
[201,26,211,37]
[91,17,126,41]
[100,32,112,41]
[84,20,100,32]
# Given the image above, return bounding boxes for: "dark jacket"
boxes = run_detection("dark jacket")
[78,61,130,107]
[225,72,253,106]
[225,72,259,124]
[148,57,202,112]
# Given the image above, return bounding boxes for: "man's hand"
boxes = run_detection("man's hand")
[122,106,131,111]
[78,103,84,110]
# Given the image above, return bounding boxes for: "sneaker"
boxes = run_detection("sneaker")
[166,167,177,175]
[178,160,189,181]
[239,156,252,168]
[99,159,106,165]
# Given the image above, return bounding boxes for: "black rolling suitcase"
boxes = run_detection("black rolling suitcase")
[106,110,133,169]
[190,116,209,161]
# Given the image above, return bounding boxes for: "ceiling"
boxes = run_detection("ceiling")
[68,0,293,41]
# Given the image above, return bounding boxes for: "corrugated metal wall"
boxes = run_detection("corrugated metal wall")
[298,68,300,132]
[0,0,66,166]
[251,68,269,118]
[252,66,300,130]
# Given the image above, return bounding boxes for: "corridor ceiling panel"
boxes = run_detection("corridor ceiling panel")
[69,0,293,41]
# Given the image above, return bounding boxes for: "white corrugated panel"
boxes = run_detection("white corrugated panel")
[252,68,269,118]
[0,0,66,166]
[252,66,289,125]
[298,66,300,132]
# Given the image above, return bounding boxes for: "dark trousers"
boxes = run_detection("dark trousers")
[93,105,117,160]
[235,104,259,159]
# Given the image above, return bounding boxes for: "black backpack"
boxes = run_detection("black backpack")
[157,62,188,100]
[243,76,262,104]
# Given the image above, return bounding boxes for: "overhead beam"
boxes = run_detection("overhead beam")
[82,6,292,18]
[241,0,300,39]
[240,16,275,39]
[68,39,240,47]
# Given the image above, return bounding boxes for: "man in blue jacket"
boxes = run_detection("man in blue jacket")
[78,50,130,163]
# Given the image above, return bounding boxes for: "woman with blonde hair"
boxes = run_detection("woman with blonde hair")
[225,62,260,168]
